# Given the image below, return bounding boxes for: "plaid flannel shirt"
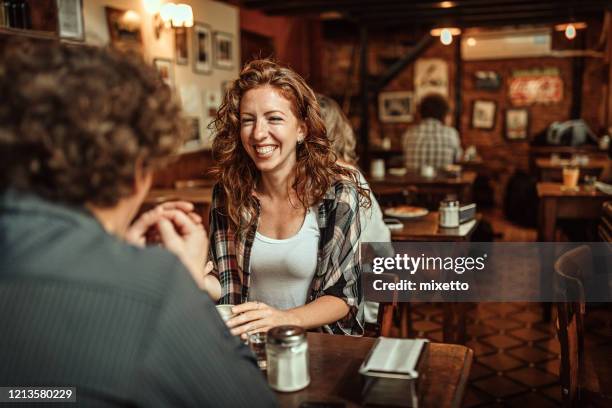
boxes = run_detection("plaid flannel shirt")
[208,180,364,335]
[402,118,463,170]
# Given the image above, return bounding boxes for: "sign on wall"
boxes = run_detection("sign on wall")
[508,68,563,106]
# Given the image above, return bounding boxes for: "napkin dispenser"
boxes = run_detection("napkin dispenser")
[359,337,428,407]
[459,203,476,224]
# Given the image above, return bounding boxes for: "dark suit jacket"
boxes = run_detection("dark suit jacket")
[0,191,277,407]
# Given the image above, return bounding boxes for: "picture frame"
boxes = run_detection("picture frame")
[213,31,234,69]
[182,117,203,152]
[57,0,84,41]
[105,7,143,56]
[471,100,497,130]
[153,58,175,89]
[474,71,501,91]
[193,22,212,74]
[504,108,529,141]
[378,91,414,123]
[175,28,188,65]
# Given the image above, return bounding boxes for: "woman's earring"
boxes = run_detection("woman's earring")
[297,138,304,145]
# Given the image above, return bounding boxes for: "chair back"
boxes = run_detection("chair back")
[554,245,591,407]
[374,273,412,338]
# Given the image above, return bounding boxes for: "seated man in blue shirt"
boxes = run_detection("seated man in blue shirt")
[402,93,463,170]
[0,39,277,407]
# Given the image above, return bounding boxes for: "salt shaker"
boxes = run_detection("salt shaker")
[439,199,460,228]
[266,325,310,392]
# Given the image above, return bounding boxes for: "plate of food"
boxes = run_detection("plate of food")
[384,205,429,220]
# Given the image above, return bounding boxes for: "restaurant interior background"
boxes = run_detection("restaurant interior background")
[1,0,612,407]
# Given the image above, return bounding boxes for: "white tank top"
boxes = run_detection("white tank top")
[248,207,320,310]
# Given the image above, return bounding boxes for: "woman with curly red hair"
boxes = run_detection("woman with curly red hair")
[205,59,369,336]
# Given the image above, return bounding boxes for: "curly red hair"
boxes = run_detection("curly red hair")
[210,59,369,233]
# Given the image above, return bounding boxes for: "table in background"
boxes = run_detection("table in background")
[386,212,480,344]
[535,157,609,182]
[528,145,607,174]
[276,333,473,408]
[537,183,610,320]
[369,171,476,205]
[390,212,480,242]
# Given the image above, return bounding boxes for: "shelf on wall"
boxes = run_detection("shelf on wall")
[0,26,57,40]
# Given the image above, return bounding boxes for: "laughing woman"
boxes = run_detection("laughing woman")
[203,60,370,336]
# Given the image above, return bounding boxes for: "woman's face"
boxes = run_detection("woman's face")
[239,85,305,177]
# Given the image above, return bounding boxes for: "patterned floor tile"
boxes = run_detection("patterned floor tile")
[472,376,529,399]
[469,362,495,381]
[412,319,441,334]
[505,391,560,408]
[481,334,523,350]
[508,327,551,342]
[478,353,525,372]
[540,385,563,403]
[466,340,496,357]
[505,367,559,388]
[462,386,495,408]
[507,346,556,364]
[482,318,523,331]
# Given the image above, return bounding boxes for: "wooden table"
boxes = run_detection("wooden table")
[369,171,476,205]
[386,212,480,344]
[537,183,610,320]
[276,333,473,408]
[535,157,609,182]
[390,212,480,242]
[528,145,606,174]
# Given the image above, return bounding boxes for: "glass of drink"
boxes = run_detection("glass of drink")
[248,332,267,370]
[562,166,580,191]
[584,175,597,192]
[215,305,234,322]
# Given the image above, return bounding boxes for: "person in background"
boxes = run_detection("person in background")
[402,93,462,170]
[317,94,391,324]
[207,60,370,337]
[0,40,276,407]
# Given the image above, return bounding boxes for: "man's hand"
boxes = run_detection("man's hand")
[125,201,201,247]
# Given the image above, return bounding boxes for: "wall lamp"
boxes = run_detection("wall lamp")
[144,0,194,38]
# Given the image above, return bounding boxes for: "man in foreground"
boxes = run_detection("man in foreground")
[0,40,277,407]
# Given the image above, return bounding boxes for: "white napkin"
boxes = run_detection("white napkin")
[360,337,428,378]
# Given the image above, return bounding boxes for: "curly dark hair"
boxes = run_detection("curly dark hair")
[419,93,449,122]
[0,39,189,207]
[210,59,370,234]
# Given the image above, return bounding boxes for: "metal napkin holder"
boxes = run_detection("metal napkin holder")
[359,337,429,407]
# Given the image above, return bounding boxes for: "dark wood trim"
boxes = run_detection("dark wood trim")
[359,25,370,171]
[372,34,435,93]
[454,34,463,130]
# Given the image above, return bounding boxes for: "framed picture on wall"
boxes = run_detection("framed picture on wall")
[505,108,529,141]
[153,58,174,88]
[193,22,212,74]
[105,7,143,56]
[471,100,497,130]
[181,117,202,152]
[213,31,234,69]
[474,71,501,91]
[175,28,188,65]
[378,91,414,123]
[57,0,84,41]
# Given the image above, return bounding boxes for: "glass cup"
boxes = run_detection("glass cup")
[248,332,267,370]
[562,166,580,191]
[215,304,234,322]
[584,175,597,192]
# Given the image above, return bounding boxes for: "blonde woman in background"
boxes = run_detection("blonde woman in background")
[317,94,391,324]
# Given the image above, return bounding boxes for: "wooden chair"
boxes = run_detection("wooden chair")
[555,245,602,407]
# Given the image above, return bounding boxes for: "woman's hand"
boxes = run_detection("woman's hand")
[227,302,301,340]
